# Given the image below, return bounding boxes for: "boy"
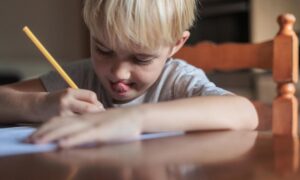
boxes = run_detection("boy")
[0,0,258,148]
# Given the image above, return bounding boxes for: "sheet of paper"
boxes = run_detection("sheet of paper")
[0,126,183,157]
[0,126,56,157]
[140,131,184,140]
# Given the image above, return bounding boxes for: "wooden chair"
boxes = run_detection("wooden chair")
[174,14,299,136]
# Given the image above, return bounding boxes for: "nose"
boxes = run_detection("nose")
[110,61,131,80]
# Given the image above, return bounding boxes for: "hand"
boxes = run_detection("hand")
[28,107,142,148]
[36,88,104,119]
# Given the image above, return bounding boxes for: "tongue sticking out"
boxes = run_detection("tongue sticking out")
[111,82,130,93]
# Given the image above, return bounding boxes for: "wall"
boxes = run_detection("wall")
[250,0,300,42]
[0,0,89,79]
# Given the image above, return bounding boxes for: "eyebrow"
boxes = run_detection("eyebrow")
[92,37,158,57]
[93,38,109,48]
[135,53,158,58]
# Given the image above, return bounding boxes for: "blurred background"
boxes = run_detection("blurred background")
[0,0,299,103]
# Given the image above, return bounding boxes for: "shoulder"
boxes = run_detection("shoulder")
[40,58,94,91]
[59,59,94,82]
[163,58,207,79]
[62,59,92,71]
[165,58,194,69]
[161,58,232,97]
[58,58,94,83]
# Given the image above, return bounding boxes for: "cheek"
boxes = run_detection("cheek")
[133,63,165,85]
[91,56,110,77]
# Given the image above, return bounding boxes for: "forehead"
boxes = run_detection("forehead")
[92,36,168,55]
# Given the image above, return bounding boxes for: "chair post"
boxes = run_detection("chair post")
[273,14,299,136]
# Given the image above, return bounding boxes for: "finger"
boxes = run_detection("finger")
[72,89,100,104]
[58,128,103,148]
[95,100,105,110]
[69,99,104,114]
[34,119,93,144]
[71,89,105,110]
[38,122,89,143]
[58,127,140,148]
[29,116,74,142]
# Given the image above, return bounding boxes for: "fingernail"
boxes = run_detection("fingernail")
[90,107,101,112]
[23,137,31,144]
[25,135,36,143]
[31,137,46,144]
[99,106,105,111]
[58,140,69,149]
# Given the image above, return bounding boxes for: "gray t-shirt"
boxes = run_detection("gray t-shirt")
[40,58,232,108]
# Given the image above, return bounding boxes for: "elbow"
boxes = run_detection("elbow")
[246,112,259,130]
[232,96,259,131]
[244,97,259,130]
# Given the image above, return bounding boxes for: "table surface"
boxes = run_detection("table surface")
[0,130,299,180]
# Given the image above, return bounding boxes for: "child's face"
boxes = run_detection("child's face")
[90,37,173,103]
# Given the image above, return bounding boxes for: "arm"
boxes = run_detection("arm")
[140,95,258,132]
[29,95,258,148]
[0,79,47,123]
[0,79,104,123]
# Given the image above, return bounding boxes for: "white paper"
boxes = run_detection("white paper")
[0,126,56,157]
[140,131,184,140]
[0,126,183,157]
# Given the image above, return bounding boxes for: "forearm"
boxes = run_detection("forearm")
[0,87,46,123]
[138,96,258,132]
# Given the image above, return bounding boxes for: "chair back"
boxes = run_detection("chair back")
[174,14,299,136]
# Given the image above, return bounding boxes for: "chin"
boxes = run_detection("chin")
[112,97,134,104]
[114,90,147,104]
[111,93,138,103]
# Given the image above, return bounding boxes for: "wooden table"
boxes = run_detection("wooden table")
[0,131,299,180]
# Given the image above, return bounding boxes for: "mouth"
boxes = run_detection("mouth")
[110,81,135,96]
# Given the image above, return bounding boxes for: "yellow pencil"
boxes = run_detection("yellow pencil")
[22,26,78,89]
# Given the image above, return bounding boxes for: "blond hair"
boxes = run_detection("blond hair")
[83,0,196,51]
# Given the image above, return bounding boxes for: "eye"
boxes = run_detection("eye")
[95,46,114,56]
[133,56,155,65]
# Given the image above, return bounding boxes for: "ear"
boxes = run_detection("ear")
[169,31,190,57]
